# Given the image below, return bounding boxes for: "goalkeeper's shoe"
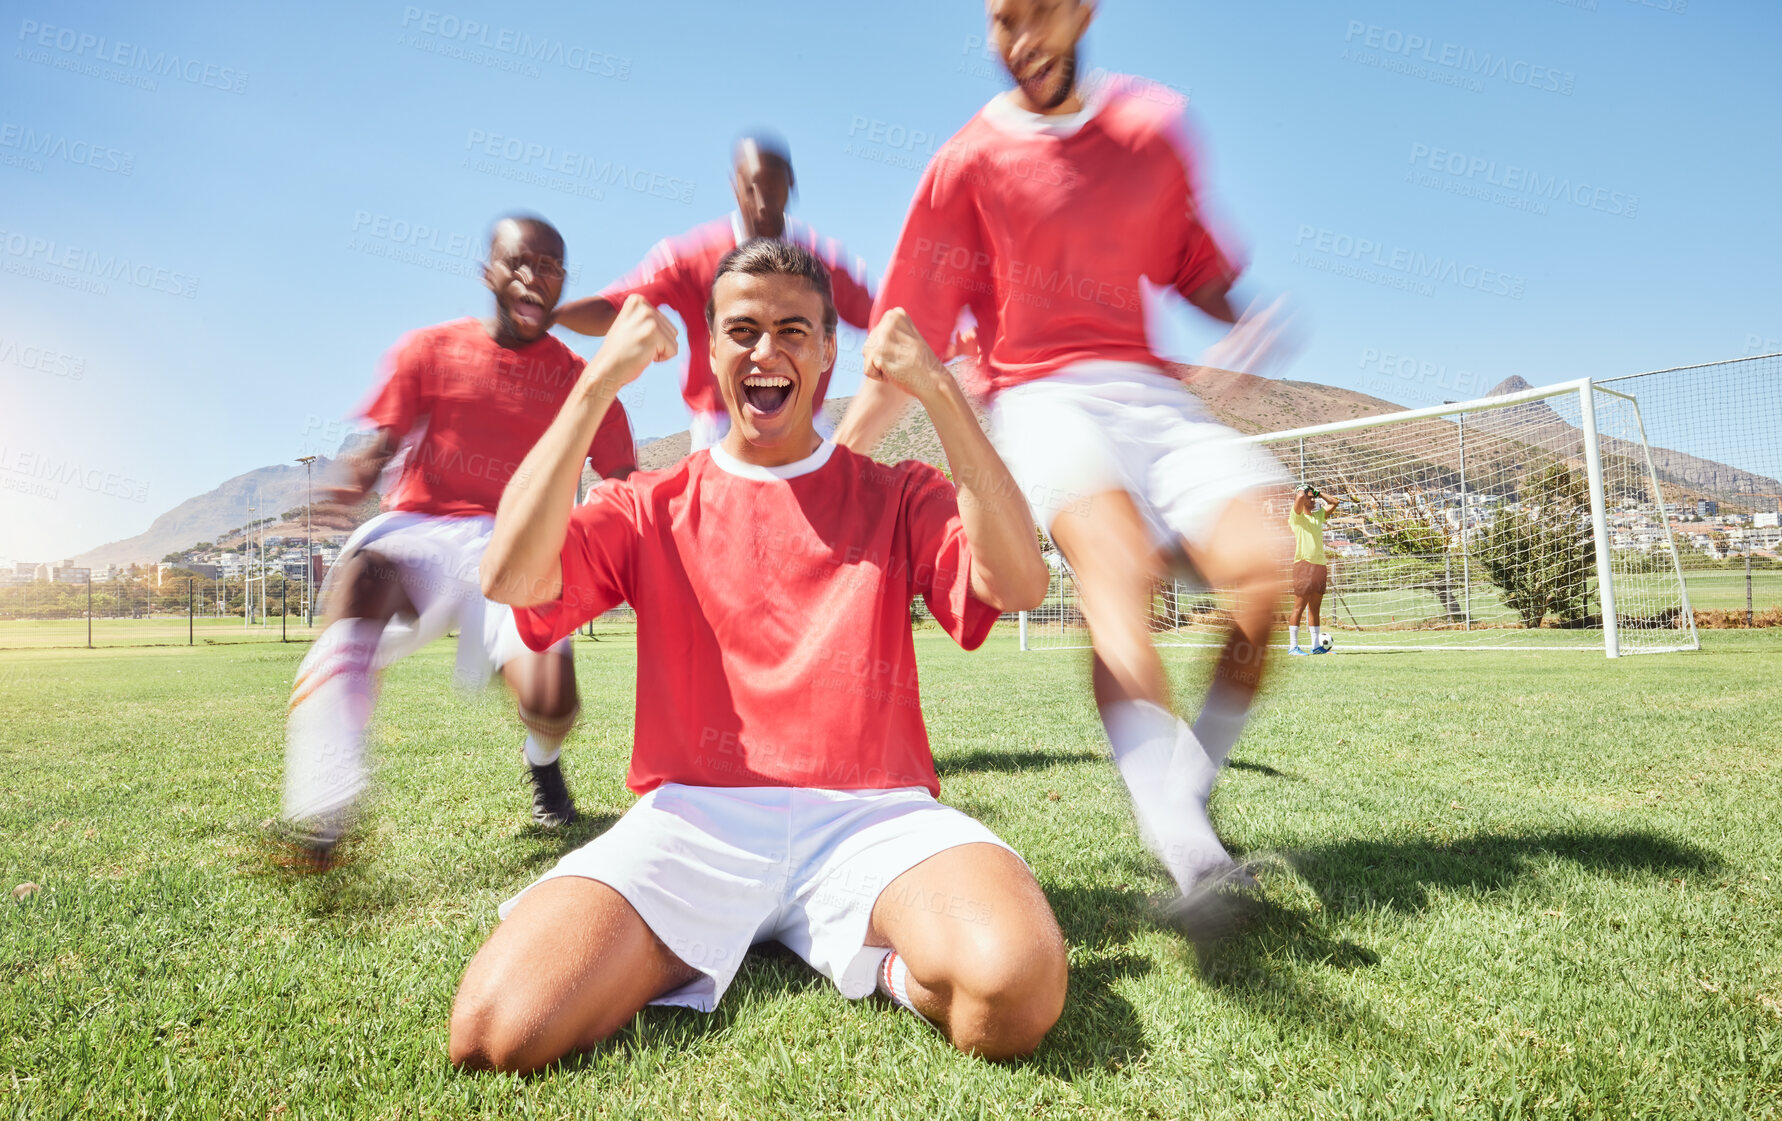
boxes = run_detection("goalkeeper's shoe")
[527,759,579,828]
[1309,644,1330,655]
[1288,646,1309,656]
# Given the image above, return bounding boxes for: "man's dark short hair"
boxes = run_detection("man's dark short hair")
[488,211,565,261]
[735,130,794,186]
[705,237,837,337]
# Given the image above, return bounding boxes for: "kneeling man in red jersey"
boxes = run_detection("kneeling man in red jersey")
[451,239,1067,1071]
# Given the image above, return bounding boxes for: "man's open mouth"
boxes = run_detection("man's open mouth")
[741,374,794,416]
[510,298,546,329]
[1017,56,1057,93]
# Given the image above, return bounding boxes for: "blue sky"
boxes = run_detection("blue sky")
[3,0,1778,562]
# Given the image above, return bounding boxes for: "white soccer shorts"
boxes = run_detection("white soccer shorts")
[989,362,1288,548]
[325,510,566,685]
[499,784,1018,1011]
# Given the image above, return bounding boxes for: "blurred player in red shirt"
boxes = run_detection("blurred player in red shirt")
[553,134,875,450]
[448,241,1065,1071]
[279,215,636,868]
[837,0,1295,932]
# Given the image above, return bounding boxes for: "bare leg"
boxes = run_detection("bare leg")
[500,645,581,824]
[500,646,578,723]
[1047,492,1233,890]
[1048,489,1170,711]
[1182,494,1290,712]
[326,548,414,627]
[450,877,698,1073]
[867,844,1066,1060]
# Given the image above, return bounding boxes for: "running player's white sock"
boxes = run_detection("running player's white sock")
[1192,680,1252,774]
[1101,700,1231,893]
[1310,625,1322,648]
[1288,625,1299,649]
[283,618,381,826]
[522,733,563,767]
[876,950,932,1024]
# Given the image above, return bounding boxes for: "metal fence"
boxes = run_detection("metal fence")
[0,572,323,650]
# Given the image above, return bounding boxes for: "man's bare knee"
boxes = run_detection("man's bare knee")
[449,968,598,1074]
[945,937,1067,1059]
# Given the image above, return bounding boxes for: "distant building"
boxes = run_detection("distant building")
[1756,512,1780,529]
[51,560,91,584]
[1696,499,1718,517]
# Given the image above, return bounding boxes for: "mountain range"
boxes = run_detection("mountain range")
[70,363,1773,567]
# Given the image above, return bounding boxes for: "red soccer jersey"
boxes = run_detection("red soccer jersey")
[875,75,1244,396]
[597,214,875,417]
[512,441,999,796]
[361,318,636,518]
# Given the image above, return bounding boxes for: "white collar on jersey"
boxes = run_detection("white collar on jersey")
[729,210,808,246]
[708,438,836,481]
[981,80,1107,138]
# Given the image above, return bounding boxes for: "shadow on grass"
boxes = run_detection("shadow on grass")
[497,811,623,875]
[934,748,1101,778]
[1187,894,1396,1053]
[1280,826,1721,917]
[1226,758,1293,778]
[245,809,623,917]
[1180,826,1722,1049]
[1033,882,1155,1075]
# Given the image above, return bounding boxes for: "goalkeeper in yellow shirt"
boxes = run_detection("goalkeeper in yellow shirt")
[1288,484,1342,655]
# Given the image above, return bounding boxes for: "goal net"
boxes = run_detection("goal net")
[1598,353,1782,628]
[1019,377,1701,655]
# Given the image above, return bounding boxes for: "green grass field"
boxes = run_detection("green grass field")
[3,630,1779,1119]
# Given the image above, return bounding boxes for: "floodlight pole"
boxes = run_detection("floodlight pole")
[245,493,256,628]
[1578,381,1620,658]
[297,456,317,628]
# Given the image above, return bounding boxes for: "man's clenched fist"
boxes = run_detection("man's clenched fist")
[862,308,952,403]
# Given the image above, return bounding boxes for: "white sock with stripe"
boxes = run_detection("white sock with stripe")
[283,618,381,827]
[876,950,932,1024]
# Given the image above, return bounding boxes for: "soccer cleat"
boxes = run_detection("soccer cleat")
[526,759,579,828]
[1288,646,1308,656]
[1156,859,1269,944]
[267,813,349,874]
[1309,644,1329,655]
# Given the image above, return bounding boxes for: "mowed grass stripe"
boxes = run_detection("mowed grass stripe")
[2,630,1778,1119]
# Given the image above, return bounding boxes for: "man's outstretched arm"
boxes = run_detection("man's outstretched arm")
[482,295,678,605]
[862,309,1047,612]
[550,296,621,337]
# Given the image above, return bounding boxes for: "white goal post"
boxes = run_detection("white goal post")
[1018,377,1701,657]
